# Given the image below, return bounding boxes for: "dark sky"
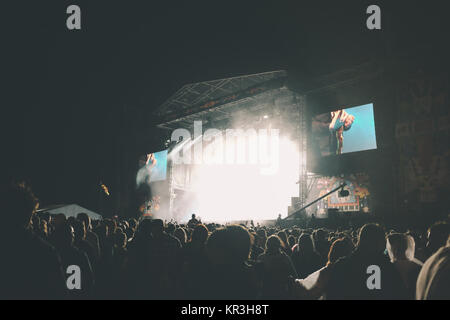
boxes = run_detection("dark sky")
[3,1,449,208]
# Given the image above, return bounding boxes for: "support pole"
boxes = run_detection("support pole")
[283,183,347,220]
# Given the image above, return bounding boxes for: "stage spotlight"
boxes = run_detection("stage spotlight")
[189,136,299,222]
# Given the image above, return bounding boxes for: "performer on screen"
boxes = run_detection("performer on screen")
[147,153,157,176]
[329,109,355,154]
[138,153,157,184]
[136,153,158,217]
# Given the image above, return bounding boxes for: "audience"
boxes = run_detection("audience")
[1,182,449,300]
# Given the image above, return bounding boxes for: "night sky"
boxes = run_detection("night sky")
[3,1,448,210]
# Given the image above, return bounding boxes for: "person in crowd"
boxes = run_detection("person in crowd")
[287,235,297,250]
[277,230,292,256]
[386,233,423,299]
[313,228,331,262]
[276,214,283,227]
[128,218,137,232]
[92,221,115,298]
[38,219,49,241]
[250,229,267,261]
[0,182,66,299]
[147,219,182,299]
[52,221,95,298]
[125,218,155,298]
[72,219,98,274]
[416,235,450,300]
[205,225,258,299]
[257,235,298,299]
[110,229,128,297]
[181,224,210,298]
[113,230,128,264]
[291,233,324,279]
[166,223,176,236]
[416,222,450,263]
[187,214,200,228]
[77,213,101,258]
[174,227,187,247]
[124,219,136,243]
[53,213,67,230]
[94,222,113,264]
[327,237,354,265]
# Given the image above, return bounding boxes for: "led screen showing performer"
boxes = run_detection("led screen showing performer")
[137,149,168,184]
[311,103,377,156]
[135,150,168,217]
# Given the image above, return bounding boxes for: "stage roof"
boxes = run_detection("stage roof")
[155,70,289,129]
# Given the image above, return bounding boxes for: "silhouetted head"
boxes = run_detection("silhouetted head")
[67,216,77,227]
[129,218,137,229]
[166,223,176,235]
[265,235,282,254]
[1,182,39,230]
[277,231,287,247]
[94,223,108,239]
[72,219,86,241]
[31,215,40,232]
[356,223,386,256]
[427,222,450,254]
[53,213,67,230]
[207,225,252,266]
[387,233,415,261]
[104,219,117,235]
[114,230,127,248]
[191,224,209,244]
[138,218,153,237]
[287,235,296,248]
[328,237,354,265]
[40,220,48,236]
[150,219,164,237]
[54,222,74,247]
[297,233,315,254]
[77,213,91,230]
[315,229,328,242]
[256,229,267,246]
[174,227,187,245]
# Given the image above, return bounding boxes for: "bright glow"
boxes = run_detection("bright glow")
[189,136,299,222]
[263,115,269,119]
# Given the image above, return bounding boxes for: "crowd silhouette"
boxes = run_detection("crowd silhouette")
[1,183,449,300]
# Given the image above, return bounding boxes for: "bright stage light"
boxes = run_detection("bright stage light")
[188,136,299,222]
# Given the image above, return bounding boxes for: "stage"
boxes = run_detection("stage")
[132,64,423,224]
